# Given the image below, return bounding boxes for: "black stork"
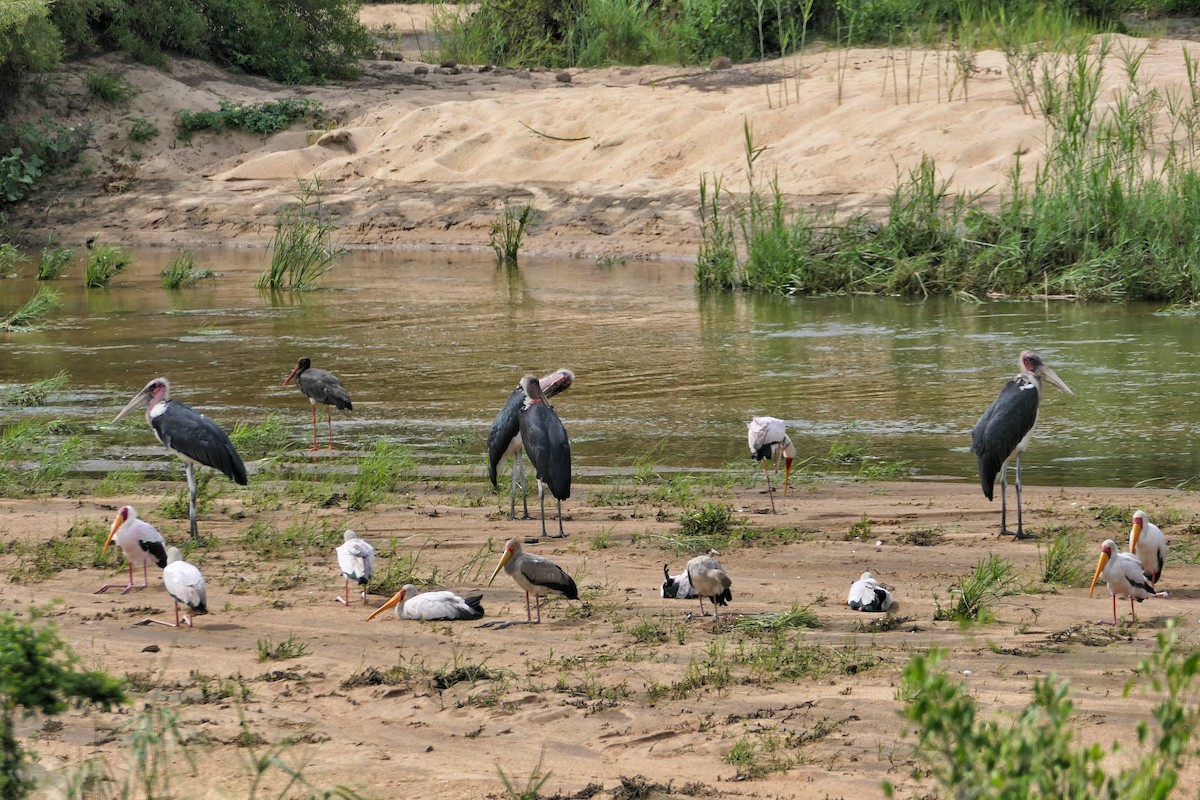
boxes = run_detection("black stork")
[486,368,574,521]
[282,357,353,452]
[517,373,572,538]
[970,351,1074,540]
[114,377,248,540]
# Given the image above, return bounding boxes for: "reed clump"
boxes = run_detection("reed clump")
[256,177,346,291]
[0,286,61,331]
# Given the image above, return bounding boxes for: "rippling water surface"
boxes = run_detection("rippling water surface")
[3,248,1198,488]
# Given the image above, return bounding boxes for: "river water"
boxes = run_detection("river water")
[2,247,1198,488]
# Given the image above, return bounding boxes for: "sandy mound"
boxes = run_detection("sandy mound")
[8,10,1200,260]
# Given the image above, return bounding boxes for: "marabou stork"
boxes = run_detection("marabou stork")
[686,552,732,622]
[516,373,572,538]
[487,369,574,521]
[747,416,795,512]
[114,377,248,541]
[487,538,578,624]
[1090,538,1166,625]
[282,357,353,452]
[334,530,374,606]
[1129,510,1167,584]
[142,547,207,628]
[970,351,1074,539]
[97,505,168,594]
[367,584,485,621]
[848,571,895,612]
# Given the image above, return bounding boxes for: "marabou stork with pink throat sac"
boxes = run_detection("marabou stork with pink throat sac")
[282,357,353,453]
[114,377,247,541]
[487,369,574,521]
[970,351,1074,540]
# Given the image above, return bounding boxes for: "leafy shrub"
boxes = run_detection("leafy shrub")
[177,98,323,138]
[0,119,92,208]
[128,116,158,143]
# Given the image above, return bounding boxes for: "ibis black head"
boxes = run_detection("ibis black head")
[661,564,681,598]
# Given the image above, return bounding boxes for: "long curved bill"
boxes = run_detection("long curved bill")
[488,550,514,586]
[113,385,151,423]
[1130,519,1143,554]
[103,509,129,553]
[1043,366,1074,397]
[1089,552,1110,597]
[366,588,408,621]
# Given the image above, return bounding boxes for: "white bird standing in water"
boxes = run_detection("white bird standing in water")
[1089,538,1166,625]
[366,584,485,621]
[1129,509,1167,584]
[686,553,732,622]
[747,416,796,511]
[334,530,375,606]
[97,505,168,594]
[487,538,578,624]
[142,547,208,629]
[847,572,894,612]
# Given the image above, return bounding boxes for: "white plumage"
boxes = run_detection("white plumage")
[367,584,485,621]
[1129,510,1167,584]
[144,547,207,628]
[847,571,894,612]
[660,564,698,599]
[1090,538,1166,625]
[335,530,375,606]
[98,505,168,594]
[747,416,796,501]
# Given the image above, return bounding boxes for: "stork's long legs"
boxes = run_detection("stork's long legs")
[509,454,531,520]
[535,480,566,538]
[759,459,777,513]
[185,463,199,541]
[998,454,1035,539]
[326,407,334,451]
[309,401,319,451]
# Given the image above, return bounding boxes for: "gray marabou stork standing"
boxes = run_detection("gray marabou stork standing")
[516,373,572,538]
[970,351,1074,539]
[283,357,353,452]
[487,368,574,521]
[114,377,248,541]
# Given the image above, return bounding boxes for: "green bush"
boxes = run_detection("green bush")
[83,243,130,287]
[86,70,136,103]
[127,116,158,143]
[177,98,323,138]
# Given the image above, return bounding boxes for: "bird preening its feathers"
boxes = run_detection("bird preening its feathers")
[660,564,698,599]
[685,553,732,622]
[848,572,894,613]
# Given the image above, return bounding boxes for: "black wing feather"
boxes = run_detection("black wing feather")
[970,379,1039,500]
[298,368,352,410]
[140,538,169,569]
[154,400,249,485]
[461,594,486,619]
[520,403,571,500]
[486,389,523,488]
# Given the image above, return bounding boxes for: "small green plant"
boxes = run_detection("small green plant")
[229,413,292,458]
[257,635,310,662]
[496,751,551,800]
[847,513,872,540]
[83,244,131,288]
[9,519,109,582]
[0,286,61,331]
[86,71,136,104]
[0,608,126,800]
[160,249,213,288]
[256,177,346,290]
[725,729,795,779]
[2,371,68,407]
[733,605,820,633]
[347,441,414,511]
[37,243,72,280]
[177,99,324,138]
[1040,528,1088,587]
[490,201,535,266]
[629,618,667,643]
[128,117,159,143]
[934,554,1022,624]
[0,243,23,271]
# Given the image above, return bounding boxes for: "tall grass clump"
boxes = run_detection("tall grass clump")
[1039,528,1088,587]
[887,624,1200,799]
[37,242,72,280]
[3,371,68,407]
[490,201,535,267]
[0,286,61,331]
[256,177,345,291]
[161,249,213,288]
[86,71,136,103]
[83,244,130,288]
[347,441,415,511]
[933,554,1022,624]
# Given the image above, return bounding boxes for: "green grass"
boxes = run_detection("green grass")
[0,285,61,331]
[256,635,310,661]
[0,420,86,496]
[228,413,292,459]
[0,243,23,272]
[8,519,109,582]
[128,117,159,143]
[239,518,340,559]
[1039,527,1089,587]
[347,441,414,511]
[256,177,346,291]
[37,243,73,280]
[2,371,68,407]
[490,201,535,267]
[934,554,1023,624]
[83,244,131,288]
[86,71,136,104]
[733,605,821,634]
[177,99,324,138]
[160,249,213,288]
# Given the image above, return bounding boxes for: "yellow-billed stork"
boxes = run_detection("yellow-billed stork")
[142,547,207,628]
[747,416,795,510]
[686,553,732,622]
[97,505,168,594]
[334,530,374,606]
[848,571,894,612]
[487,537,578,624]
[1129,509,1167,584]
[367,584,485,621]
[1089,538,1166,625]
